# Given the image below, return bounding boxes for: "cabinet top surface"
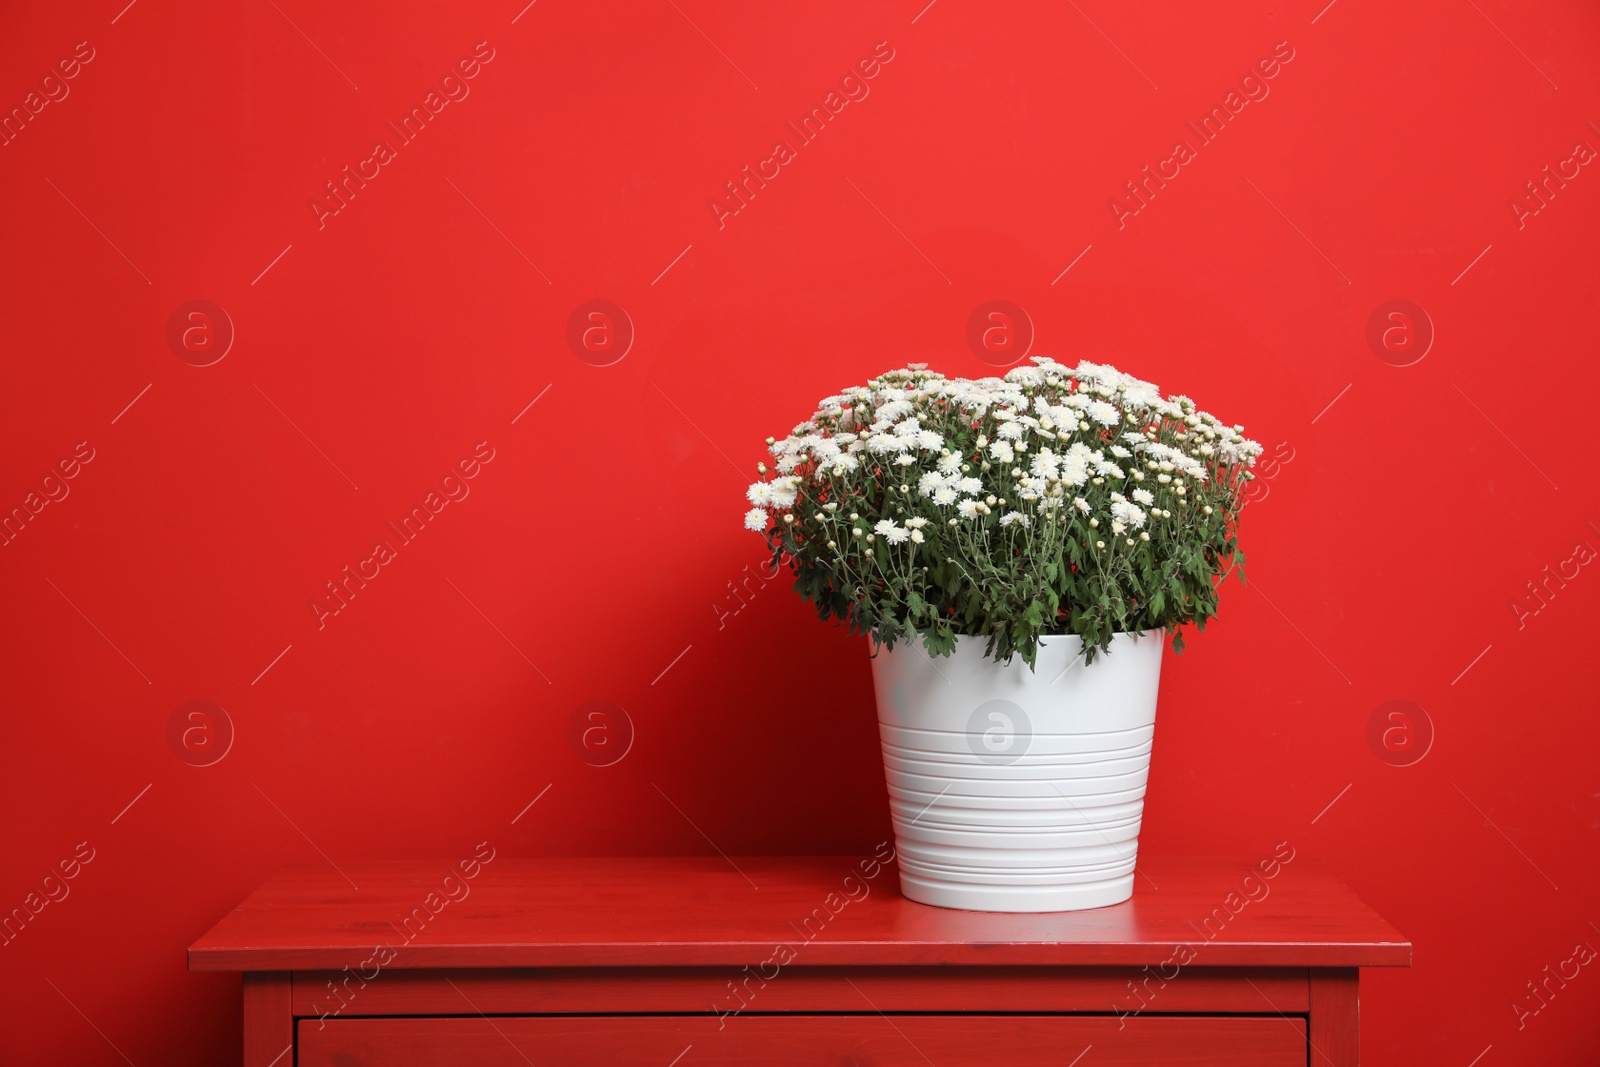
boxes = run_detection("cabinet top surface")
[188,855,1410,972]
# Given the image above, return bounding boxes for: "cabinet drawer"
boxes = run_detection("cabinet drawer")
[299,1014,1306,1066]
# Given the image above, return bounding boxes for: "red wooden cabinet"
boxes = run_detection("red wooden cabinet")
[190,856,1408,1066]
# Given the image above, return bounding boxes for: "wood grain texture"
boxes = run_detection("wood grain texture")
[189,856,1410,971]
[242,972,293,1067]
[298,1014,1309,1067]
[1310,968,1361,1067]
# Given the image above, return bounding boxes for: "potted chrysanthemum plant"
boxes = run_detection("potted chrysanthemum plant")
[742,357,1262,912]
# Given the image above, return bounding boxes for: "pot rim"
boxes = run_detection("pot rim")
[874,628,1164,646]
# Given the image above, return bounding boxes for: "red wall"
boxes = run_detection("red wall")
[2,0,1597,1062]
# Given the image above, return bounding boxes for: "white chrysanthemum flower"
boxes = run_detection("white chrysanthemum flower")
[957,499,986,519]
[1093,455,1125,479]
[1110,499,1146,529]
[743,508,768,531]
[918,471,947,496]
[999,511,1030,528]
[1111,518,1127,535]
[874,519,909,544]
[1110,445,1132,459]
[894,454,916,466]
[1030,448,1060,479]
[936,452,962,473]
[1151,447,1206,480]
[1073,497,1091,514]
[769,477,800,508]
[910,528,925,543]
[747,482,774,506]
[1217,436,1264,466]
[876,399,914,422]
[867,433,910,454]
[957,476,984,495]
[1132,488,1155,506]
[917,429,943,451]
[906,516,929,529]
[989,440,1015,463]
[1122,380,1162,408]
[1082,400,1117,426]
[933,486,958,506]
[996,421,1027,441]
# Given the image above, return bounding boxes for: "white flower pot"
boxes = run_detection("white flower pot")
[869,630,1164,912]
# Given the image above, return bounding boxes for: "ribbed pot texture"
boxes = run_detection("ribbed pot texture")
[869,631,1163,913]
